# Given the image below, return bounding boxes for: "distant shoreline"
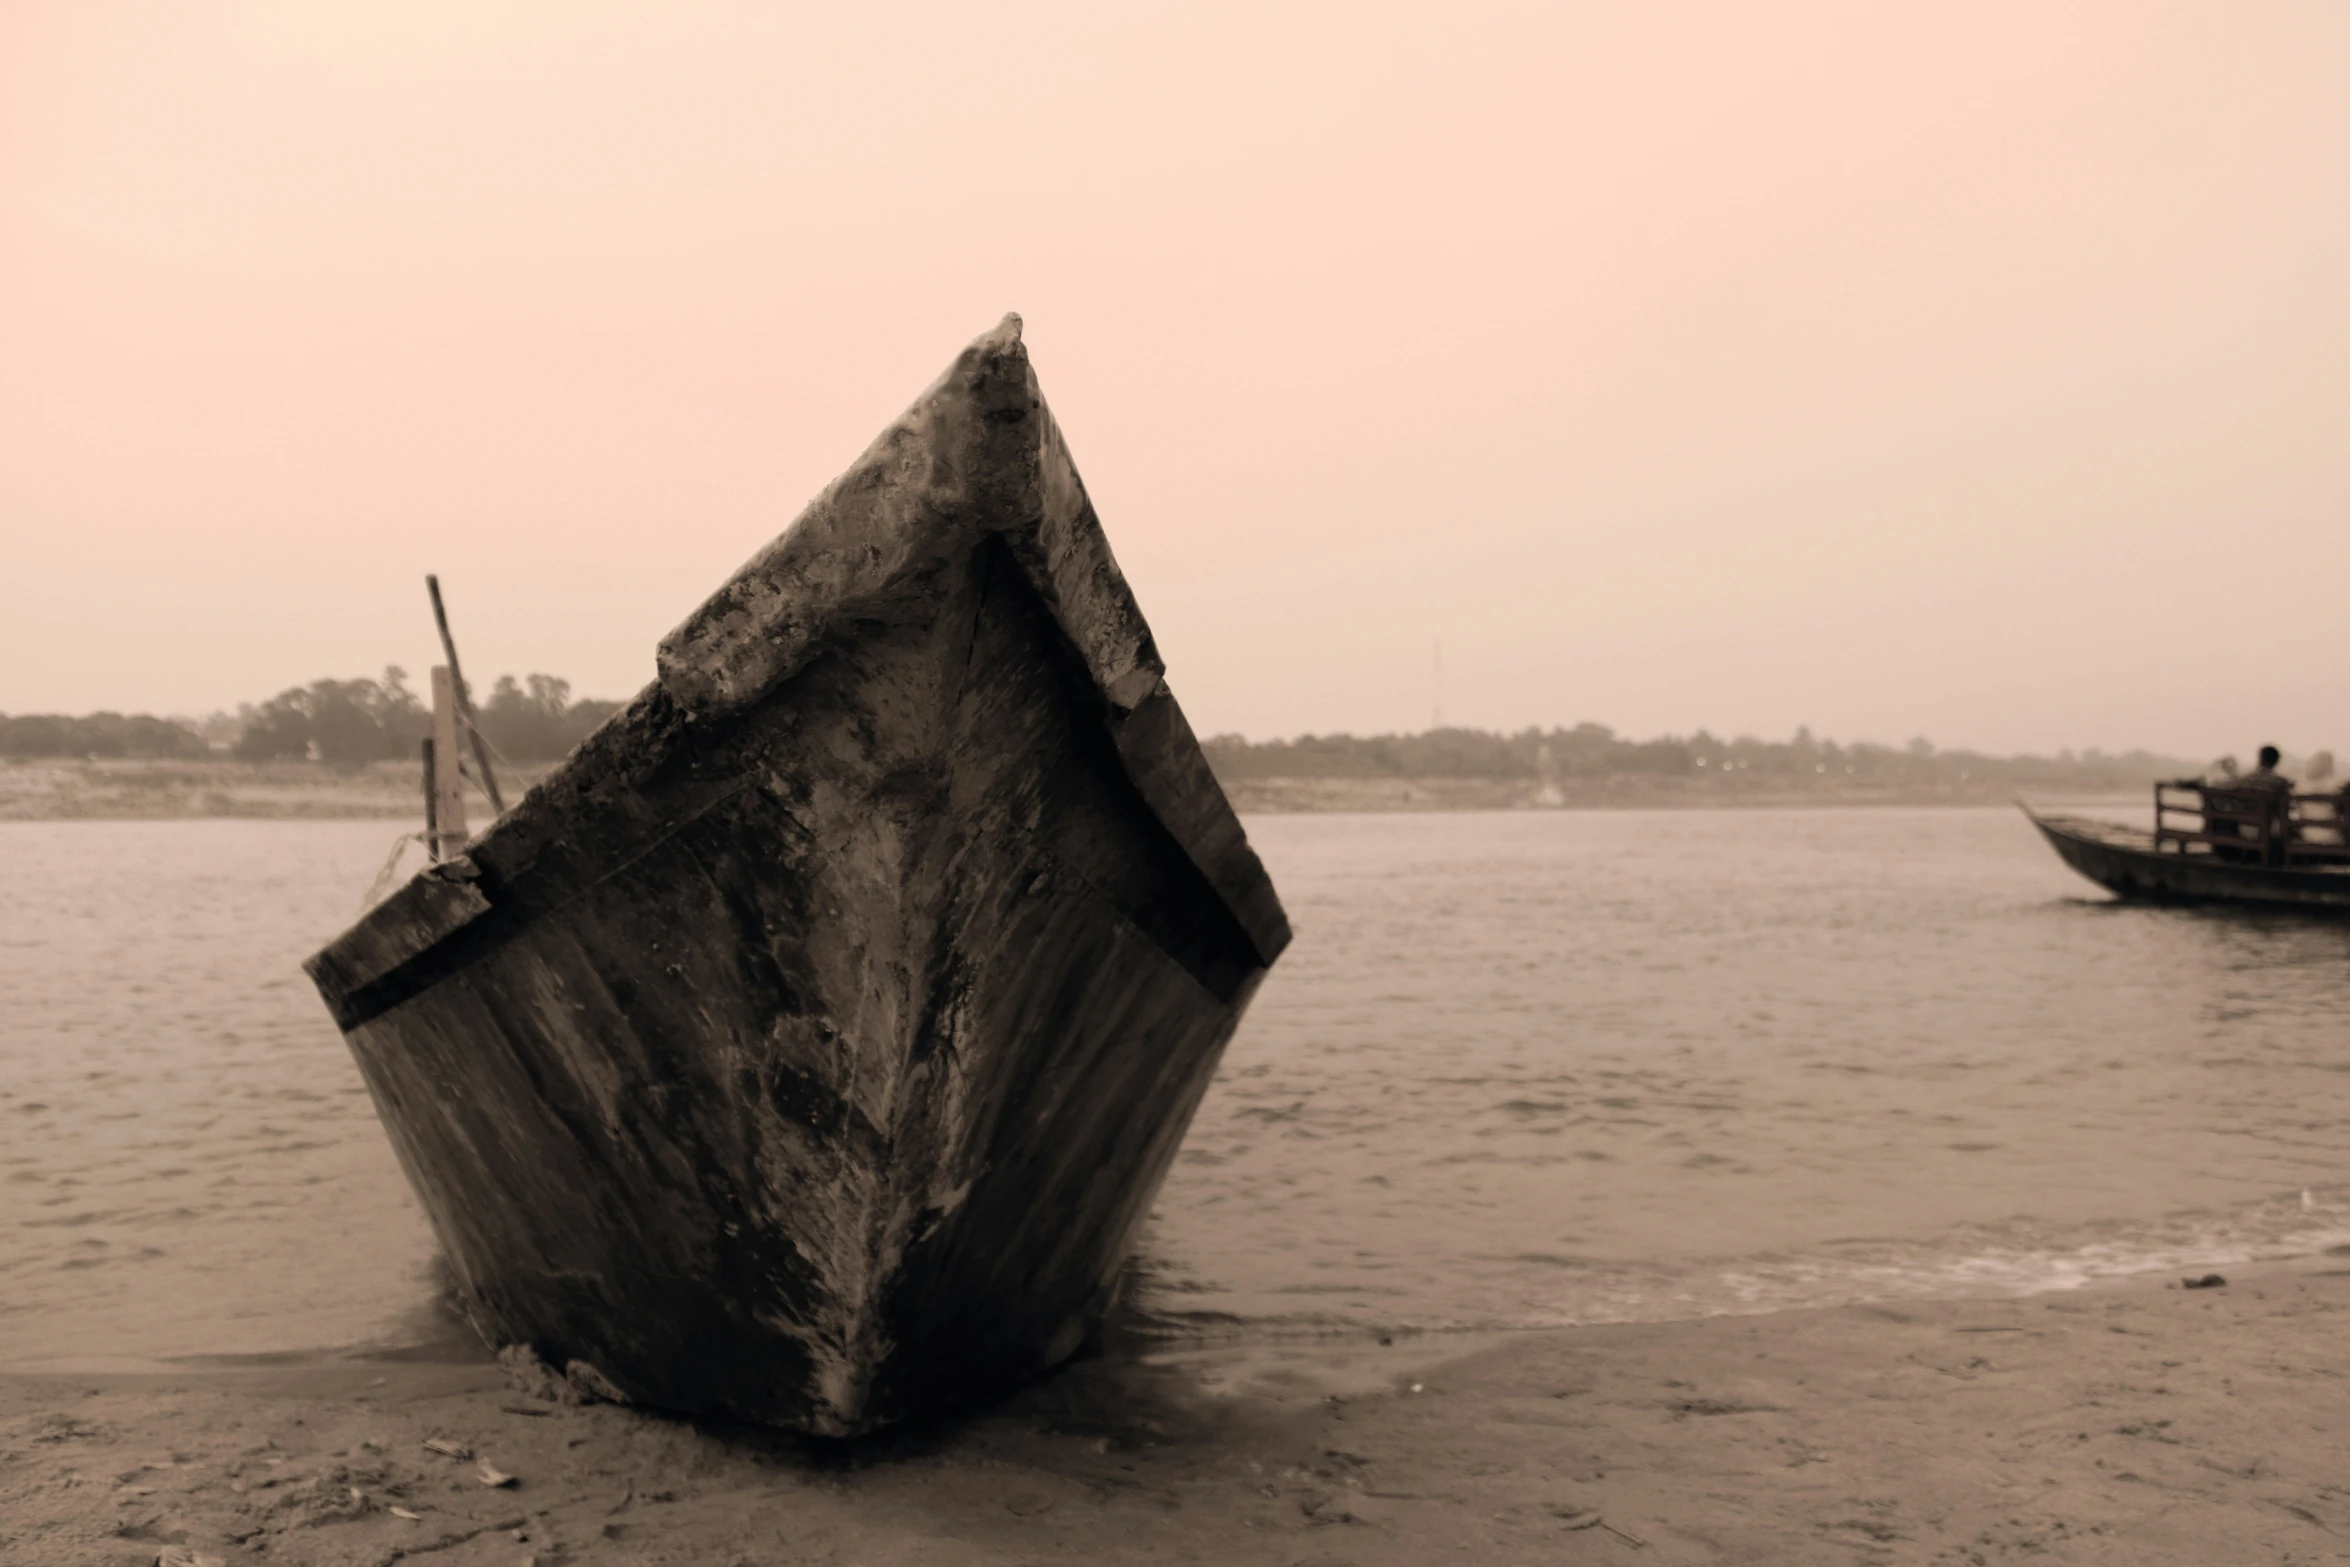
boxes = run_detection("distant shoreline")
[1217,774,2143,814]
[0,758,2144,822]
[0,758,560,822]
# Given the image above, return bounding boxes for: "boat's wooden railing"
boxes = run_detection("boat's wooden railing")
[2293,794,2350,864]
[2154,780,2350,868]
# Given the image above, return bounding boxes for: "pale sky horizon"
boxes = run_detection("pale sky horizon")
[4,2,2346,759]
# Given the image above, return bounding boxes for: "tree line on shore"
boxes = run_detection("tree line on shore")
[1200,723,2209,791]
[0,711,214,761]
[0,683,2231,789]
[0,668,622,765]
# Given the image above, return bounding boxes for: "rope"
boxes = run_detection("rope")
[362,829,429,912]
[458,720,515,813]
[471,720,515,774]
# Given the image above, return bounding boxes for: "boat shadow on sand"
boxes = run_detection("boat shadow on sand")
[152,1249,1329,1473]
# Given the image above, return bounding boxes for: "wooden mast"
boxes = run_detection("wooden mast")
[426,574,505,815]
[428,666,469,860]
[420,736,440,858]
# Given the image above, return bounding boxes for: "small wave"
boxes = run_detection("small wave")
[1129,1189,2350,1343]
[160,1347,336,1369]
[1521,1191,2350,1331]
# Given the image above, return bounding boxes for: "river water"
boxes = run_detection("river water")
[5,808,2349,1372]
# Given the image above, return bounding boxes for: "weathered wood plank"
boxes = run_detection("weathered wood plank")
[303,861,491,1012]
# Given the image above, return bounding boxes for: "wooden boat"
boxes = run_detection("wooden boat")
[2025,778,2350,913]
[304,316,1291,1436]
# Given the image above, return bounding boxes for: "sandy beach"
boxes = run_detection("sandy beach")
[8,1258,2348,1567]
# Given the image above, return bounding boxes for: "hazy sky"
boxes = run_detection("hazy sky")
[4,2,2345,756]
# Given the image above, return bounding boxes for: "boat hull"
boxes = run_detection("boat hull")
[2029,811,2350,913]
[306,318,1289,1435]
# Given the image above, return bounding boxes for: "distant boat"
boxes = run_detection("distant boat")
[304,316,1291,1436]
[2025,780,2350,913]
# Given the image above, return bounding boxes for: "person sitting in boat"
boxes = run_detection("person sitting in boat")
[2204,746,2294,862]
[2209,751,2303,869]
[2237,746,2295,797]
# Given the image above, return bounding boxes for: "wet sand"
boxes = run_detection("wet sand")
[8,1260,2348,1566]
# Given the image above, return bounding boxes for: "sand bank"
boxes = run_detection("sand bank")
[0,761,441,821]
[0,761,569,822]
[7,1259,2347,1566]
[0,759,2128,820]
